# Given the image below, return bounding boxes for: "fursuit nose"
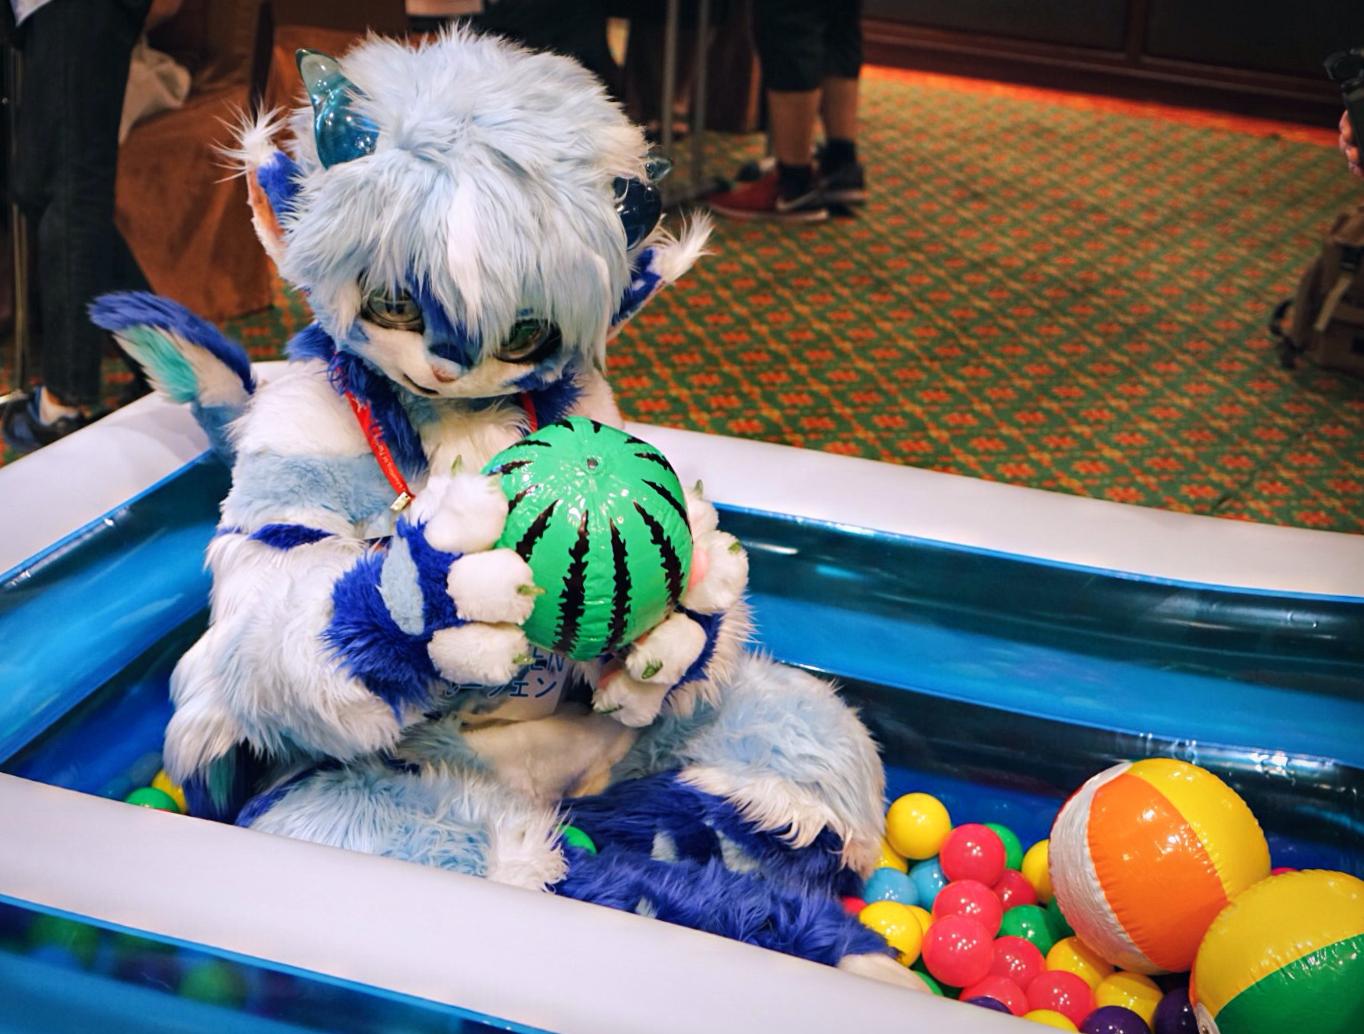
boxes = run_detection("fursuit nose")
[297,49,378,169]
[430,365,457,384]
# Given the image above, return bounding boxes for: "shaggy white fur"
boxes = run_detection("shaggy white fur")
[428,622,530,686]
[412,469,509,554]
[447,549,537,624]
[624,611,707,686]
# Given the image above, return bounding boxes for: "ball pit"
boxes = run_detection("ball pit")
[1048,759,1270,974]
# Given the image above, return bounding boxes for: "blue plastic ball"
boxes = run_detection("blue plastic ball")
[966,996,1012,1013]
[909,858,949,909]
[862,867,919,907]
[1081,1005,1152,1034]
[1151,987,1197,1034]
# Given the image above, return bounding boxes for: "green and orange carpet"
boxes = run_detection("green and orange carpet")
[5,68,1363,533]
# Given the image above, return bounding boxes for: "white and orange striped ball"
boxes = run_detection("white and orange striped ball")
[1049,758,1270,974]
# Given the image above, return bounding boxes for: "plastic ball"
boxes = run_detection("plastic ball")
[840,896,865,916]
[996,868,1040,909]
[905,905,934,937]
[940,823,1007,885]
[1190,869,1364,1034]
[862,867,919,907]
[876,836,909,873]
[992,935,1046,987]
[1046,895,1075,940]
[922,915,994,987]
[909,858,949,909]
[123,786,181,813]
[913,968,945,996]
[966,995,1013,1013]
[857,901,923,966]
[961,975,1028,1016]
[885,793,952,860]
[1023,839,1054,902]
[180,958,248,1007]
[986,822,1025,870]
[1047,936,1115,990]
[1000,904,1056,955]
[1049,758,1269,973]
[1151,987,1197,1034]
[486,417,692,660]
[1027,970,1096,1027]
[27,914,99,968]
[932,879,1003,935]
[1094,971,1161,1025]
[151,769,188,812]
[1081,1005,1152,1034]
[1269,866,1296,875]
[1025,1009,1079,1030]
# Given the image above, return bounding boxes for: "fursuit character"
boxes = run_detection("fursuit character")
[93,30,917,989]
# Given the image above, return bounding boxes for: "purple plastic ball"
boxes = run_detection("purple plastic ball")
[965,996,1012,1013]
[1152,987,1198,1034]
[1081,1005,1152,1034]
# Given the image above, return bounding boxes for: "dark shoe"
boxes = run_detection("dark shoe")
[707,172,828,223]
[819,160,867,205]
[2,391,93,454]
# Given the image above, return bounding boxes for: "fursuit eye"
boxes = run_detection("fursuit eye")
[493,319,562,364]
[361,286,424,331]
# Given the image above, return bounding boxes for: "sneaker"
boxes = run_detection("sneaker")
[707,172,828,223]
[819,160,867,206]
[2,391,93,454]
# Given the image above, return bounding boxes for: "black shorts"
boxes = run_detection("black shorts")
[752,0,863,92]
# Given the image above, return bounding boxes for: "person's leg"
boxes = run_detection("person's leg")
[7,0,149,443]
[816,0,866,205]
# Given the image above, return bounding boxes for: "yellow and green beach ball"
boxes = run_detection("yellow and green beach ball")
[1190,869,1364,1034]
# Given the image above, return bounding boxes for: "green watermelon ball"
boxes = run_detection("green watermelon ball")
[485,418,692,661]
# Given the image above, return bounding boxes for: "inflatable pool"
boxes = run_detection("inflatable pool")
[2,369,1361,1032]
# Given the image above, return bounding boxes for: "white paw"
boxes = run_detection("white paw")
[685,481,719,537]
[591,668,670,728]
[428,623,530,686]
[837,953,929,992]
[681,531,747,614]
[411,471,508,555]
[624,611,706,686]
[447,549,538,624]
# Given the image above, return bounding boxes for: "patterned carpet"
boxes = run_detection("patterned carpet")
[5,67,1363,534]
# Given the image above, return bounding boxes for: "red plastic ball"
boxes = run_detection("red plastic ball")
[1027,969,1096,1027]
[932,879,1004,935]
[991,935,1046,987]
[994,869,1039,909]
[1270,866,1297,876]
[940,823,1007,886]
[922,915,994,988]
[960,975,1028,1016]
[841,896,866,915]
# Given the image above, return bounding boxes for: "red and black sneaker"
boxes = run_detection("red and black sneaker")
[707,172,828,223]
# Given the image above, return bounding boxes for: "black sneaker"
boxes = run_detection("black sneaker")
[2,391,94,454]
[819,160,867,206]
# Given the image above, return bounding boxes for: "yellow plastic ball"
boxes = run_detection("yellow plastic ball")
[151,770,187,813]
[905,905,933,938]
[1046,936,1114,990]
[1024,1009,1078,1030]
[857,901,923,966]
[1094,970,1162,1026]
[1022,839,1053,903]
[885,793,952,861]
[875,836,908,873]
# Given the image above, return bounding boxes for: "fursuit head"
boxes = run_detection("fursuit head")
[93,28,914,989]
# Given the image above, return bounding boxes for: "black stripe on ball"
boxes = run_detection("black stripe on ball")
[606,521,630,650]
[643,479,688,527]
[507,483,541,516]
[554,510,591,654]
[491,459,534,475]
[635,501,683,605]
[515,499,559,559]
[633,451,676,473]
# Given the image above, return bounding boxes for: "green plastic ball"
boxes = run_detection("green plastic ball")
[123,786,181,813]
[27,914,100,968]
[560,824,597,854]
[998,904,1056,955]
[985,822,1024,871]
[486,417,692,661]
[1046,895,1075,940]
[913,967,946,996]
[179,958,247,1007]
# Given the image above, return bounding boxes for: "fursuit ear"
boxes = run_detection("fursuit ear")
[227,109,301,266]
[609,213,712,340]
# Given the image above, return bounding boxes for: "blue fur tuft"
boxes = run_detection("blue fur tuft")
[555,847,887,966]
[392,519,462,631]
[327,349,427,477]
[181,742,271,823]
[286,322,336,363]
[520,366,584,425]
[256,150,302,216]
[249,524,335,550]
[89,291,254,395]
[611,248,662,328]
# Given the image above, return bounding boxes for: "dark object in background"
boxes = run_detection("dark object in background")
[1270,202,1364,379]
[1326,48,1364,146]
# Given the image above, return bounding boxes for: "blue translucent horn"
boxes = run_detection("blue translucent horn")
[296,49,378,169]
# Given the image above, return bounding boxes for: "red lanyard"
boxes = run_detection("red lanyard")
[345,390,539,513]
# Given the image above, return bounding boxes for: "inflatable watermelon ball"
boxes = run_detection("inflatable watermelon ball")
[484,417,692,661]
[1191,869,1364,1034]
[1048,758,1270,975]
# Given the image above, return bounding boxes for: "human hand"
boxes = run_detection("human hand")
[1340,112,1362,179]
